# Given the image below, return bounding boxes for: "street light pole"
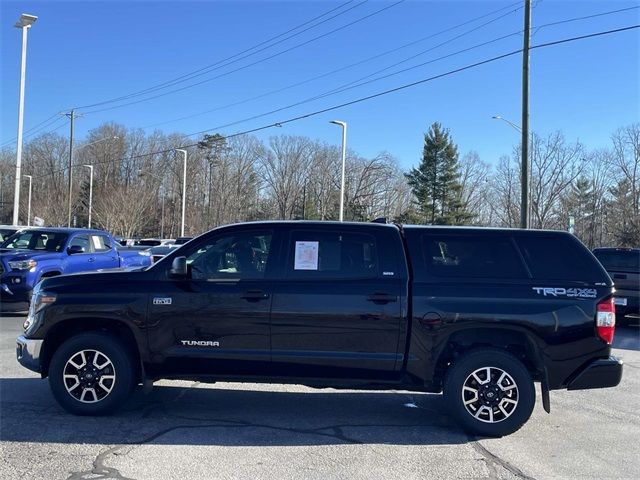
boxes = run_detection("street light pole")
[12,13,38,226]
[83,165,93,228]
[330,120,347,222]
[175,149,187,237]
[23,174,32,226]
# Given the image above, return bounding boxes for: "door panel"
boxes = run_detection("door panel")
[269,228,404,378]
[64,235,94,273]
[146,229,276,377]
[90,234,120,270]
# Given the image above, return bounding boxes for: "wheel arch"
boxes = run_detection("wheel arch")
[432,326,545,387]
[41,317,142,381]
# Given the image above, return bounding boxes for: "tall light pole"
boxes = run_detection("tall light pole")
[175,149,187,237]
[83,165,93,228]
[23,174,32,226]
[12,13,38,226]
[329,120,347,222]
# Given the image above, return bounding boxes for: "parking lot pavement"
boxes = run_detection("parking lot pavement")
[1,315,639,480]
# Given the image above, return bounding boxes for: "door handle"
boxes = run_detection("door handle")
[241,290,270,301]
[366,292,397,304]
[88,257,95,263]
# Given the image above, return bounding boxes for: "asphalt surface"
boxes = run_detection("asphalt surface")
[1,314,638,480]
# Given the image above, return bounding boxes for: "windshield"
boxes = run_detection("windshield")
[594,250,640,272]
[0,231,68,252]
[0,228,18,242]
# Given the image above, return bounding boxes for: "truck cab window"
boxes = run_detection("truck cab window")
[186,231,272,280]
[288,231,378,279]
[69,235,91,252]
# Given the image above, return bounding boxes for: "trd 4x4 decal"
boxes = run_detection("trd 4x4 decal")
[532,287,597,298]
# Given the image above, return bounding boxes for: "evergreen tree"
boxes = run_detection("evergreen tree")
[405,122,473,225]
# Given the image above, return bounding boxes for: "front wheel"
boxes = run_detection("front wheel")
[443,349,535,437]
[49,333,135,415]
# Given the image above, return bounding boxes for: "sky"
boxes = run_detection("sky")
[1,0,639,170]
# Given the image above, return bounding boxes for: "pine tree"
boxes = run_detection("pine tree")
[405,122,473,225]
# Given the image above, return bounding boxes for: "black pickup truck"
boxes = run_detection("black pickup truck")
[16,221,623,436]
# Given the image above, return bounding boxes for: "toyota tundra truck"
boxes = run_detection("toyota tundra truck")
[16,221,623,436]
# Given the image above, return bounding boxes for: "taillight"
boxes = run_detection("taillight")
[596,297,616,344]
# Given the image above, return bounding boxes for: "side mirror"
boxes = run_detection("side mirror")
[169,256,188,278]
[67,245,85,255]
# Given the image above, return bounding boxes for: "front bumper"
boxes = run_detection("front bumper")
[16,335,43,373]
[567,356,623,390]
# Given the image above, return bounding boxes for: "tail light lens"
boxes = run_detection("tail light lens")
[596,297,616,344]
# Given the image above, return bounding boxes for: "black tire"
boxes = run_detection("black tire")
[48,333,135,415]
[443,349,535,437]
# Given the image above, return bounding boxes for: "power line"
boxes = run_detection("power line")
[139,1,523,130]
[139,2,635,133]
[184,7,638,137]
[74,0,366,110]
[81,0,407,114]
[27,24,640,181]
[0,113,61,147]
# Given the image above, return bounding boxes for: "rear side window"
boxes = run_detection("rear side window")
[288,230,378,279]
[420,235,527,279]
[517,235,605,282]
[593,250,640,272]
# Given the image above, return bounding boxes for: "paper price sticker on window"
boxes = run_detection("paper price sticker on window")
[294,241,319,270]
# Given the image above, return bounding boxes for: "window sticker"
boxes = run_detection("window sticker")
[294,241,319,270]
[92,236,103,250]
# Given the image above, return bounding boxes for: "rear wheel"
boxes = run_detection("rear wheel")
[49,333,135,415]
[443,349,535,437]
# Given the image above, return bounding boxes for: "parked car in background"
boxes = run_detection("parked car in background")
[174,236,193,245]
[0,228,152,311]
[593,247,640,323]
[145,244,181,263]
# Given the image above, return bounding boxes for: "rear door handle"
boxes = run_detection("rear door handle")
[88,257,95,263]
[241,290,270,301]
[366,292,397,304]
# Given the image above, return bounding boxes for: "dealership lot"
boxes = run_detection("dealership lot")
[1,314,638,480]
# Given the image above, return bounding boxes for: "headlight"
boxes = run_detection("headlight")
[32,291,56,314]
[8,259,37,271]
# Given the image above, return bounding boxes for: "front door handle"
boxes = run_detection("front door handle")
[366,292,397,304]
[88,257,95,263]
[241,290,270,301]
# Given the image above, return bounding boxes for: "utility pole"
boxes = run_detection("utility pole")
[520,0,532,229]
[65,109,79,227]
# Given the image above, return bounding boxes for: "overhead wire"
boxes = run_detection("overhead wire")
[139,3,636,132]
[139,1,523,130]
[26,24,639,181]
[3,0,364,146]
[74,0,367,109]
[81,0,407,114]
[183,7,639,136]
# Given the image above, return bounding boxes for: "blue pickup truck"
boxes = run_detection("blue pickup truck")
[0,227,152,311]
